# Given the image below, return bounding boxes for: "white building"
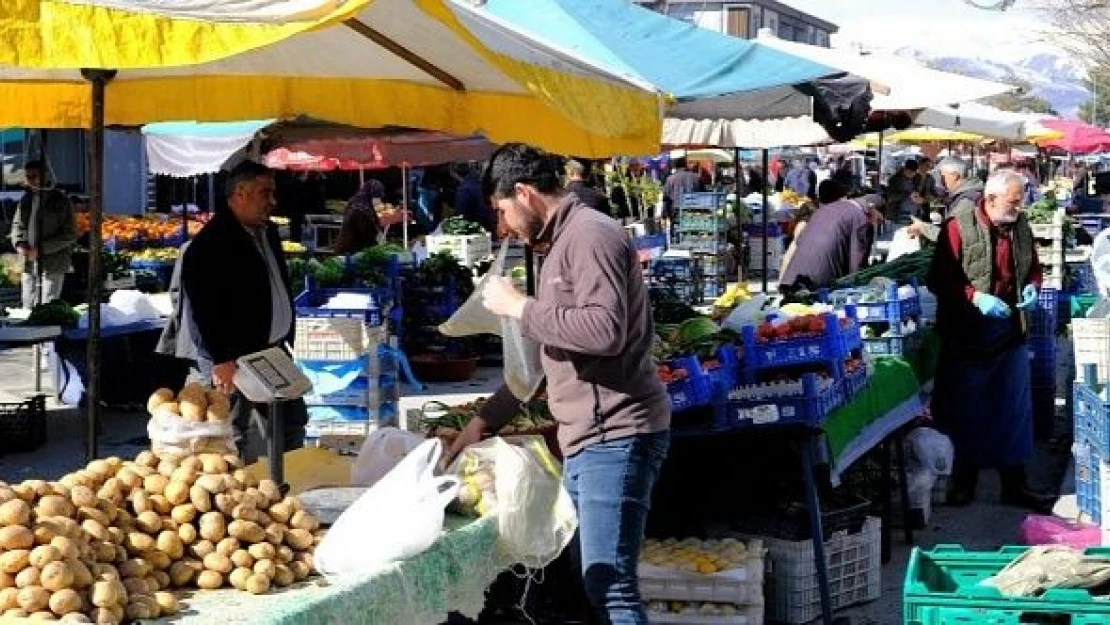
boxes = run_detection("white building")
[634,0,837,46]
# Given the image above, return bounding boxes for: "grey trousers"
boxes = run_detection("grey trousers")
[21,271,64,309]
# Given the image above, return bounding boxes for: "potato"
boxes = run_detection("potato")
[89,605,123,624]
[0,525,35,550]
[113,545,128,565]
[163,482,190,508]
[189,540,215,560]
[150,495,172,517]
[228,520,265,544]
[77,507,109,529]
[129,490,152,516]
[36,496,74,520]
[289,510,319,532]
[67,559,92,590]
[156,458,178,478]
[199,513,226,542]
[0,550,31,574]
[112,469,139,493]
[124,532,155,555]
[245,573,270,595]
[0,487,16,506]
[205,404,230,422]
[12,483,35,502]
[17,586,50,612]
[89,580,121,608]
[264,524,285,546]
[247,543,275,561]
[290,560,311,581]
[125,597,158,620]
[47,588,82,617]
[189,485,212,513]
[0,572,15,589]
[93,544,115,564]
[29,546,62,569]
[168,467,198,488]
[177,523,197,546]
[49,537,79,561]
[135,511,161,535]
[142,475,168,497]
[122,577,148,595]
[199,454,228,475]
[15,567,41,589]
[152,571,170,590]
[3,608,28,618]
[252,559,276,579]
[41,561,75,592]
[146,551,171,572]
[196,570,223,590]
[118,558,151,580]
[154,531,183,560]
[214,493,236,516]
[180,398,207,422]
[29,610,57,620]
[228,566,252,590]
[202,552,233,575]
[285,529,313,551]
[258,481,282,507]
[153,590,178,616]
[0,587,18,609]
[268,499,294,525]
[0,499,31,526]
[199,476,229,498]
[60,614,92,623]
[277,546,295,565]
[206,389,230,409]
[167,562,195,588]
[147,389,175,414]
[272,564,295,587]
[232,470,256,490]
[25,481,50,498]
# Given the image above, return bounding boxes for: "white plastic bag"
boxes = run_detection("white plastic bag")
[350,427,426,488]
[886,227,922,262]
[316,439,460,575]
[449,436,577,569]
[146,410,236,457]
[107,290,161,322]
[906,427,954,475]
[439,244,544,400]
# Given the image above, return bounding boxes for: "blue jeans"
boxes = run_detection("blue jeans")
[563,431,670,625]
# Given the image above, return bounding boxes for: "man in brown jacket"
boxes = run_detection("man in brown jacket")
[446,144,670,625]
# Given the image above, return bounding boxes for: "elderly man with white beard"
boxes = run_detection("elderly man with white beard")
[927,170,1049,510]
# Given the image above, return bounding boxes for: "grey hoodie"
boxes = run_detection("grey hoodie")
[155,241,198,362]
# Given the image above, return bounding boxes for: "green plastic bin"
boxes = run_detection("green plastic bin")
[904,545,1110,625]
[1072,294,1100,320]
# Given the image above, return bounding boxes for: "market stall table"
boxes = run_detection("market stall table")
[0,323,64,392]
[165,516,505,625]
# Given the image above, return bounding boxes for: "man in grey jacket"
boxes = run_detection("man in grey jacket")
[446,144,670,625]
[909,156,984,242]
[10,161,77,309]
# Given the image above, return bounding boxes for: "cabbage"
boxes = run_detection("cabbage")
[675,317,719,345]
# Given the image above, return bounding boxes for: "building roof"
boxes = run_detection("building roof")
[640,0,839,34]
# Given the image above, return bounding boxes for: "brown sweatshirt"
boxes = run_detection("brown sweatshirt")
[480,194,670,456]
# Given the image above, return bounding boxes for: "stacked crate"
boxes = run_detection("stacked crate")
[1029,288,1059,440]
[1073,364,1107,525]
[743,223,785,279]
[292,289,400,443]
[1032,210,1066,290]
[672,193,729,303]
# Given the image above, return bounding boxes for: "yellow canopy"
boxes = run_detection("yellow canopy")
[884,127,983,143]
[0,0,663,157]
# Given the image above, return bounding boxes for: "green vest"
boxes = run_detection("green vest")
[954,204,1033,294]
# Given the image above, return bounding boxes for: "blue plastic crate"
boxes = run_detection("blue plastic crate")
[1075,365,1110,454]
[824,280,920,323]
[679,192,727,209]
[307,405,369,422]
[844,362,870,398]
[1028,336,1056,370]
[1069,262,1097,296]
[713,374,846,430]
[703,346,741,404]
[295,288,382,326]
[633,233,668,251]
[742,222,784,238]
[862,331,922,357]
[665,355,711,413]
[648,257,695,280]
[129,259,175,286]
[1028,288,1060,337]
[740,309,861,380]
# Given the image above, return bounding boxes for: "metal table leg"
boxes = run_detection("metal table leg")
[267,401,289,496]
[894,430,915,546]
[879,440,893,564]
[800,433,833,625]
[32,344,42,393]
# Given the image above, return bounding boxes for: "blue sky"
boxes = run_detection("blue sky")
[783,0,1053,61]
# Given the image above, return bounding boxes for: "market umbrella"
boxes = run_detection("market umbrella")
[672,148,734,164]
[1037,119,1110,154]
[0,0,665,463]
[884,127,984,143]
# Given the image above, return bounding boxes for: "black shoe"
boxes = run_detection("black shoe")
[1000,488,1055,513]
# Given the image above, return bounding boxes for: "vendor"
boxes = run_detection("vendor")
[907,156,983,243]
[565,159,612,216]
[445,144,669,625]
[452,163,496,233]
[926,170,1048,510]
[334,181,383,254]
[886,159,925,219]
[10,160,77,309]
[779,180,872,291]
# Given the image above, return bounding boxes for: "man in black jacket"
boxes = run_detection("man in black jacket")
[181,161,307,457]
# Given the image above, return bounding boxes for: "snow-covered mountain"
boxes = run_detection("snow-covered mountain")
[894,47,1089,116]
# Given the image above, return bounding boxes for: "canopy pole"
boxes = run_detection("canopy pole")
[81,68,116,464]
[359,167,365,187]
[36,130,49,309]
[402,163,409,250]
[761,149,769,293]
[876,130,885,191]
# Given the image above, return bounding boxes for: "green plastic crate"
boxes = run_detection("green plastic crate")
[1073,294,1100,320]
[904,545,1110,625]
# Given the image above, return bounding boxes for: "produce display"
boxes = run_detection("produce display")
[420,398,553,440]
[0,446,321,623]
[124,248,178,263]
[281,241,307,254]
[453,454,497,518]
[752,314,849,343]
[640,537,760,574]
[376,203,405,227]
[76,215,204,243]
[834,247,934,288]
[646,601,754,618]
[654,317,737,362]
[148,384,230,424]
[438,216,485,236]
[25,301,81,327]
[712,283,751,310]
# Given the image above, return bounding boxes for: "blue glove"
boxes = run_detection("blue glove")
[973,292,1012,318]
[1016,284,1038,311]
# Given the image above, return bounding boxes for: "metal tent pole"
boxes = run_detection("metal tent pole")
[81,68,116,463]
[402,163,409,249]
[761,149,769,293]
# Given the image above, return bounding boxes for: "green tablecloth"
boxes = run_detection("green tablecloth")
[169,516,505,625]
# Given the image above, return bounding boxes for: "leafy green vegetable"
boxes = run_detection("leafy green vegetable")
[307,257,345,287]
[440,216,485,235]
[26,301,80,327]
[653,301,701,325]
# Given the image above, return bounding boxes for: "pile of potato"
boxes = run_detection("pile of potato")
[0,449,323,623]
[147,383,231,423]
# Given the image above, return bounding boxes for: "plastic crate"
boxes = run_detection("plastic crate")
[680,193,728,210]
[128,259,174,288]
[294,288,382,326]
[844,362,870,398]
[645,605,764,625]
[1074,365,1108,454]
[679,213,728,233]
[650,257,697,281]
[714,374,846,430]
[672,237,727,255]
[1069,261,1097,296]
[1028,288,1059,337]
[293,317,383,361]
[825,281,921,323]
[425,233,492,266]
[862,331,922,357]
[738,517,881,625]
[0,395,46,453]
[904,545,1110,624]
[639,556,765,604]
[740,310,861,378]
[1075,444,1102,524]
[743,222,784,238]
[730,493,872,543]
[704,347,741,404]
[666,356,712,414]
[1073,315,1110,384]
[634,234,669,251]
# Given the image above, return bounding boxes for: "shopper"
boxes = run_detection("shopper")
[662,158,702,217]
[334,182,383,255]
[181,161,307,459]
[10,160,77,309]
[446,144,670,625]
[452,163,496,233]
[908,156,983,242]
[565,159,613,216]
[783,159,811,198]
[779,179,872,291]
[927,170,1048,510]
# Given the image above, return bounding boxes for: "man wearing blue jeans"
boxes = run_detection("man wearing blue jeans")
[445,144,671,624]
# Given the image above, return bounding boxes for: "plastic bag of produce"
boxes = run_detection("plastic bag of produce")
[906,427,954,475]
[448,436,577,569]
[439,244,544,400]
[886,227,922,262]
[350,427,426,488]
[146,410,236,457]
[316,438,460,574]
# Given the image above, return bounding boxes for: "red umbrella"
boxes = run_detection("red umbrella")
[1038,119,1110,154]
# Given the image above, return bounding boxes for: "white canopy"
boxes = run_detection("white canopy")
[913,103,1025,141]
[662,117,832,150]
